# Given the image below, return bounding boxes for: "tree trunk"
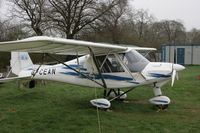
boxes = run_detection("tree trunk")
[33,27,43,36]
[67,34,74,39]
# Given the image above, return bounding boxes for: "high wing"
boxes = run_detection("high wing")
[0,36,127,55]
[0,36,155,55]
[129,47,156,51]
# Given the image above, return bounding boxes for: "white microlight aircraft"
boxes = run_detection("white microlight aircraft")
[0,36,185,110]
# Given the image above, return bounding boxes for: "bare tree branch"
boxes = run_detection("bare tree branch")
[47,0,122,39]
[10,0,47,36]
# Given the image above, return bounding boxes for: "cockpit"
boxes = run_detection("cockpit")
[95,49,150,73]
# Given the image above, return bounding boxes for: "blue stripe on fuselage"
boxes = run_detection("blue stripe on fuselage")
[62,65,87,71]
[149,73,171,78]
[60,71,133,81]
[60,64,140,83]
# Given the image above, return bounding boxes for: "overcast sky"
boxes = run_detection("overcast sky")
[0,0,8,19]
[0,0,200,31]
[131,0,200,31]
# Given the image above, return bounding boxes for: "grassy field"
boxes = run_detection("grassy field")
[0,66,200,133]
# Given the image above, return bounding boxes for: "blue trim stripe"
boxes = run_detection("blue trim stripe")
[62,65,87,71]
[60,64,140,83]
[93,101,109,106]
[149,73,171,78]
[60,72,79,76]
[153,100,169,104]
[102,74,133,81]
[60,71,134,81]
[127,81,140,84]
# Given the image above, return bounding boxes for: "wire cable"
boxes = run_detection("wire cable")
[91,54,102,133]
[94,85,102,133]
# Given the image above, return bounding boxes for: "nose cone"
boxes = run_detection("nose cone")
[173,64,185,71]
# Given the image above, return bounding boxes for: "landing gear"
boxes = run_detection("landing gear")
[90,88,135,109]
[156,104,168,110]
[149,84,171,111]
[106,89,127,101]
[29,80,36,88]
[153,86,162,96]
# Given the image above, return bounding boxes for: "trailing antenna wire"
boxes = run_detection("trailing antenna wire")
[90,51,102,133]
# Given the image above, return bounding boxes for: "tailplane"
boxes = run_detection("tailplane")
[10,52,33,75]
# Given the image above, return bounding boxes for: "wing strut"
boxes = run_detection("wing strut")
[31,53,46,77]
[100,51,110,70]
[88,47,108,97]
[45,53,105,88]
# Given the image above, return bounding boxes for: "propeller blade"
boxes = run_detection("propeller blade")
[171,70,176,87]
[176,72,179,80]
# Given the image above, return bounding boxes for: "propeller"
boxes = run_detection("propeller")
[176,72,179,80]
[171,63,185,87]
[171,69,176,87]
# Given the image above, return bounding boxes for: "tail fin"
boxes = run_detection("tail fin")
[10,52,33,75]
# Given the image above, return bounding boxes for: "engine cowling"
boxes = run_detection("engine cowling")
[90,98,111,109]
[149,96,170,105]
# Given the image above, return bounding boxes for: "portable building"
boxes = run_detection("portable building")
[161,44,200,65]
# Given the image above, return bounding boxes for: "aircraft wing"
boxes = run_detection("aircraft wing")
[0,36,128,55]
[130,47,157,51]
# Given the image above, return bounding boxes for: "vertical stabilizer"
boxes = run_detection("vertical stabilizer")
[10,52,33,75]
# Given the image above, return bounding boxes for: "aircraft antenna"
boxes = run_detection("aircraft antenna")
[91,54,102,133]
[94,85,102,133]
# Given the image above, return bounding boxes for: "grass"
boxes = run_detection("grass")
[0,66,200,133]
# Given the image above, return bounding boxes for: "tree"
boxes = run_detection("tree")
[47,0,122,39]
[0,19,27,70]
[134,9,155,40]
[11,0,47,36]
[0,19,27,41]
[0,20,6,41]
[186,28,200,43]
[94,0,128,44]
[160,20,186,44]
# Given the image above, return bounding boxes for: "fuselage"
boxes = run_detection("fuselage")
[18,49,185,89]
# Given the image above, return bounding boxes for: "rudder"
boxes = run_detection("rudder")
[10,52,33,75]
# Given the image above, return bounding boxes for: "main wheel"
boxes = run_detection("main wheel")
[109,91,127,100]
[156,104,168,110]
[29,80,36,88]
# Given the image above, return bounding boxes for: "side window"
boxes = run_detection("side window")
[96,55,124,73]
